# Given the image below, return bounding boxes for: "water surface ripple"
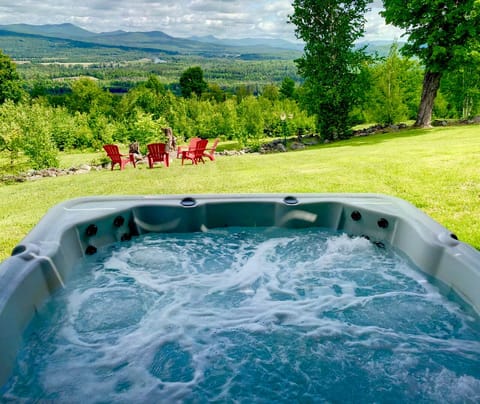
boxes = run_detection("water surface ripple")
[2,228,480,402]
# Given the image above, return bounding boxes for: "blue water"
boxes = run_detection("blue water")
[2,227,480,403]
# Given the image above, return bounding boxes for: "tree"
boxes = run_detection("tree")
[235,85,254,103]
[0,50,24,104]
[127,110,168,148]
[144,74,167,95]
[217,99,239,139]
[179,66,208,98]
[203,83,226,103]
[289,0,370,140]
[441,50,480,119]
[237,96,264,147]
[280,77,296,99]
[0,101,23,168]
[261,84,280,102]
[117,76,171,120]
[67,77,113,115]
[382,0,480,127]
[370,43,410,125]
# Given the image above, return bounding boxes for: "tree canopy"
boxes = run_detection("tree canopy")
[179,66,208,98]
[382,0,480,126]
[289,0,370,140]
[0,50,24,104]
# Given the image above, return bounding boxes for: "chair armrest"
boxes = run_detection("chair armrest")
[177,146,186,158]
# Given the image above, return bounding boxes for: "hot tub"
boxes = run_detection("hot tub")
[1,193,479,397]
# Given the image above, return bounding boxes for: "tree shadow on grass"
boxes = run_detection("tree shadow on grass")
[316,126,441,150]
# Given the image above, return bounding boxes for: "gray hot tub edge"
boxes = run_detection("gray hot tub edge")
[1,193,479,386]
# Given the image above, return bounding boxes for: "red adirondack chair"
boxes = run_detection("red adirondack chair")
[203,138,219,161]
[147,143,169,168]
[176,137,201,159]
[103,144,135,170]
[181,139,209,165]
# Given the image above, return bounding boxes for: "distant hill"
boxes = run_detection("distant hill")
[356,40,405,57]
[0,23,95,39]
[0,23,400,62]
[189,35,304,52]
[0,23,303,62]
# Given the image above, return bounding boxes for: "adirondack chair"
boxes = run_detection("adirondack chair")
[147,143,169,168]
[203,138,219,161]
[103,144,135,170]
[181,139,209,165]
[176,137,201,159]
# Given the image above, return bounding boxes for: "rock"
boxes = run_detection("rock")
[79,164,91,171]
[432,119,448,127]
[27,175,42,181]
[302,135,321,145]
[1,163,97,184]
[290,142,305,151]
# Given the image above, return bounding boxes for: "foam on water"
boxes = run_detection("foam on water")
[2,227,480,402]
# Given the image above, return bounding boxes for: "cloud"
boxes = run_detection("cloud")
[0,0,403,41]
[365,5,405,42]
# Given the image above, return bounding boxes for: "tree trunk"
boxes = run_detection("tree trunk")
[415,71,442,128]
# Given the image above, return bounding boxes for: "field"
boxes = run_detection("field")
[1,124,479,261]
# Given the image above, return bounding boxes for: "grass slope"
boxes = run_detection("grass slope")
[1,124,479,261]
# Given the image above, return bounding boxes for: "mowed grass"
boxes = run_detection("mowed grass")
[1,124,479,261]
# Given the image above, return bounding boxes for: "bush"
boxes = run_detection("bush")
[19,103,59,169]
[0,101,59,170]
[127,109,168,152]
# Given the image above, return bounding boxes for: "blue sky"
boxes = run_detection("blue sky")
[0,0,404,42]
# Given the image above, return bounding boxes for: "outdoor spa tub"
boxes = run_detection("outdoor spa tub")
[1,193,479,400]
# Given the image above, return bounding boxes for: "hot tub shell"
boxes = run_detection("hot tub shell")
[1,193,479,386]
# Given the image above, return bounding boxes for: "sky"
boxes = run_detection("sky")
[0,0,404,42]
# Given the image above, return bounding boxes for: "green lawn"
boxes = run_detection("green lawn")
[1,124,480,261]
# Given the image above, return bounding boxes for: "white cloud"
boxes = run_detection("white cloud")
[0,0,404,42]
[365,5,405,42]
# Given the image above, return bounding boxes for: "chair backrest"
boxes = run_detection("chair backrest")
[187,137,201,151]
[189,137,201,145]
[147,142,166,156]
[194,139,209,158]
[103,144,121,161]
[208,138,219,152]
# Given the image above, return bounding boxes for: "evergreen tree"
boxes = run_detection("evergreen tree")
[280,77,296,100]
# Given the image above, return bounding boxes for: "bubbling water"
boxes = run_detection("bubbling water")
[2,227,480,402]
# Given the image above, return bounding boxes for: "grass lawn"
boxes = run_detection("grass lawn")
[1,124,479,261]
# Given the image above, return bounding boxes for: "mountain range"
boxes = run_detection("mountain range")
[0,23,399,63]
[0,23,305,61]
